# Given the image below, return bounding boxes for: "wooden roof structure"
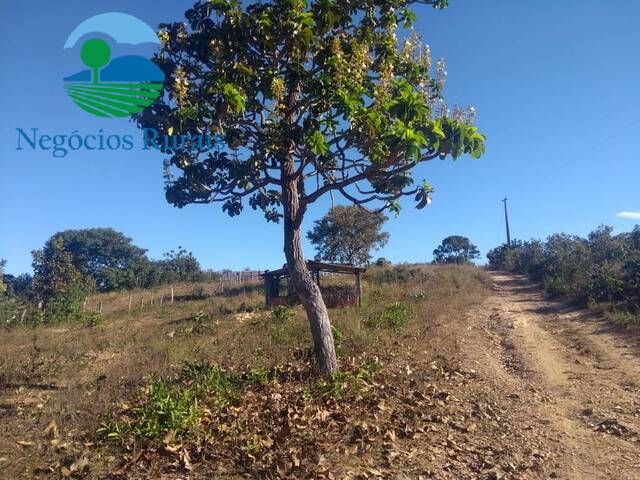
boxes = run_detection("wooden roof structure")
[261,261,366,307]
[261,260,366,278]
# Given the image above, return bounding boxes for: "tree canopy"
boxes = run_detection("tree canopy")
[42,228,148,292]
[432,235,480,264]
[35,229,206,292]
[307,205,389,265]
[139,0,484,218]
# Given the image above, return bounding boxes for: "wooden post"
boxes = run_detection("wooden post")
[170,286,174,304]
[151,293,154,305]
[287,276,294,306]
[264,274,270,307]
[355,272,362,307]
[160,295,163,306]
[99,301,103,314]
[128,296,133,314]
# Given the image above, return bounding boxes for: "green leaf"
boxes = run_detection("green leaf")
[222,84,246,113]
[308,129,329,155]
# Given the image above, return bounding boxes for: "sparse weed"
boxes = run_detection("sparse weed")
[366,301,413,329]
[331,325,344,356]
[271,306,295,343]
[180,362,240,408]
[271,305,293,323]
[84,311,102,327]
[246,366,270,387]
[305,360,381,401]
[98,376,202,441]
[98,362,242,442]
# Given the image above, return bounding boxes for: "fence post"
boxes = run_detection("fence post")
[128,296,133,314]
[171,286,174,304]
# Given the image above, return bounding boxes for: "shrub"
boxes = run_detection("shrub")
[487,224,640,324]
[367,301,413,329]
[271,305,293,323]
[331,325,344,356]
[98,363,240,442]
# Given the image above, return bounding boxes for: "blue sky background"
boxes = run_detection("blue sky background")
[1,0,639,274]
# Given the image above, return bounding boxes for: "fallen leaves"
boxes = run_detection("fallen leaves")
[16,440,36,448]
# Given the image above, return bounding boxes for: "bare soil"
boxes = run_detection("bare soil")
[458,272,640,479]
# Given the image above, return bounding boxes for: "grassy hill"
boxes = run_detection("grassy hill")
[0,264,489,478]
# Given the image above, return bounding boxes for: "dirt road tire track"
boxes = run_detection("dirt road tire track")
[466,272,640,479]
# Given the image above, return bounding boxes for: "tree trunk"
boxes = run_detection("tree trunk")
[282,171,337,374]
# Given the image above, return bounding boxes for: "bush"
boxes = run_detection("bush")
[271,305,293,323]
[487,225,640,324]
[43,286,87,324]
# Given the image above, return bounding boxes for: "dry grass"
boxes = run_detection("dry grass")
[0,264,489,479]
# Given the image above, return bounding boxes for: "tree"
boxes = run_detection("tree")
[375,257,392,267]
[159,247,203,283]
[32,238,95,323]
[433,235,480,264]
[43,228,148,292]
[138,0,485,373]
[11,274,35,301]
[307,205,389,265]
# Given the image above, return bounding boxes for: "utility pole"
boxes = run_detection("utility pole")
[502,198,511,246]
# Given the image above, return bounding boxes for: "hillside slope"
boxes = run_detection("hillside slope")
[1,268,639,479]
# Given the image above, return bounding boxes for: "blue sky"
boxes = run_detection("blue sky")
[1,0,639,274]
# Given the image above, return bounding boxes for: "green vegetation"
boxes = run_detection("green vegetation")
[487,225,640,326]
[35,229,208,292]
[366,301,414,329]
[433,235,480,264]
[307,206,389,265]
[98,363,240,441]
[32,237,94,324]
[97,358,382,444]
[1,229,219,327]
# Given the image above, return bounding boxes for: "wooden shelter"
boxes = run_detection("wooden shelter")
[262,261,366,308]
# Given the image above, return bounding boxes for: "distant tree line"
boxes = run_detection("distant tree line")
[487,225,640,322]
[1,228,215,325]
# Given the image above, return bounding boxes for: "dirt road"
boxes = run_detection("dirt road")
[463,272,640,479]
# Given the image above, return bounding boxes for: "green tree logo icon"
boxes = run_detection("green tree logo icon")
[80,39,111,84]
